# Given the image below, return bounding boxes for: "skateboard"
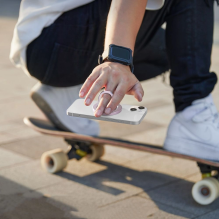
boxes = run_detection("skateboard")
[24,117,219,206]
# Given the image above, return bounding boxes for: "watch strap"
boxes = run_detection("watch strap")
[98,45,134,73]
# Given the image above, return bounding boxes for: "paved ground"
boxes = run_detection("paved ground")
[0,1,219,218]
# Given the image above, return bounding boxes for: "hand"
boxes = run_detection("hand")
[79,62,144,117]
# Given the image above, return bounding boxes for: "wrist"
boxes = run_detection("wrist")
[106,61,131,71]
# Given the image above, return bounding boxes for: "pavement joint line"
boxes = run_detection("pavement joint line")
[0,159,34,172]
[191,209,218,219]
[135,171,199,194]
[98,193,144,209]
[0,135,43,148]
[139,194,197,217]
[97,171,199,209]
[32,177,72,193]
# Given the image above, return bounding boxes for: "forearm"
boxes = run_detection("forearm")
[104,0,148,53]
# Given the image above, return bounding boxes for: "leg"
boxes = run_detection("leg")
[165,0,217,112]
[164,0,219,161]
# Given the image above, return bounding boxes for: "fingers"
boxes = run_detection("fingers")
[84,71,108,106]
[126,82,144,102]
[104,85,126,115]
[94,93,113,117]
[94,80,117,117]
[79,67,101,98]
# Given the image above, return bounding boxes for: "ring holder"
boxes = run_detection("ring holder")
[92,91,122,116]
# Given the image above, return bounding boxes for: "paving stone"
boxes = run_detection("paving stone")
[99,196,194,219]
[58,158,183,196]
[121,154,199,179]
[0,176,79,219]
[0,132,17,145]
[0,148,30,169]
[36,178,143,208]
[0,98,42,124]
[0,121,25,133]
[64,158,107,177]
[196,209,219,219]
[1,135,67,159]
[0,160,66,193]
[144,104,175,126]
[139,173,219,217]
[0,192,77,219]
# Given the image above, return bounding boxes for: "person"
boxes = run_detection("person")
[10,0,219,161]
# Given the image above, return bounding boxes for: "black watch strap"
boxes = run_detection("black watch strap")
[98,45,134,73]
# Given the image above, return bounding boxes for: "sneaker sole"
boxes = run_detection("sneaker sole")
[164,137,219,162]
[31,91,71,132]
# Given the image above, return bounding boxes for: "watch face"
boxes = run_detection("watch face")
[111,46,130,60]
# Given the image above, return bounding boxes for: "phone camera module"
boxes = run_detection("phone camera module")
[130,107,137,111]
[138,106,145,110]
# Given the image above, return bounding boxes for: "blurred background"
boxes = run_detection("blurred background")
[0,0,219,218]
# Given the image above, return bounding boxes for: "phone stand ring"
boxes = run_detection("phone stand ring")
[92,90,122,116]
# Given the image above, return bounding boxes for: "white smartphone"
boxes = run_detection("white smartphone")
[67,99,147,125]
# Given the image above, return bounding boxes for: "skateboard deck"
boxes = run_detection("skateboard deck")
[24,117,219,205]
[24,117,219,168]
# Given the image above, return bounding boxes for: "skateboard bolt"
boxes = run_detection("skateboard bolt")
[201,187,210,196]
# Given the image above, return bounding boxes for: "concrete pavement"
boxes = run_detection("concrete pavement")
[0,1,219,218]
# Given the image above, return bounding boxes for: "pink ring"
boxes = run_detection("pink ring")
[93,90,122,116]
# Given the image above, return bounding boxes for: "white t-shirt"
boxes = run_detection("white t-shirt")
[10,0,165,75]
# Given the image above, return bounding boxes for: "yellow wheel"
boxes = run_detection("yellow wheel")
[41,149,68,173]
[192,177,219,205]
[86,144,105,162]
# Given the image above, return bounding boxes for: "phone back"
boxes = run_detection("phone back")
[67,99,147,125]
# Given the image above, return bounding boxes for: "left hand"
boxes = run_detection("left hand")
[79,62,144,117]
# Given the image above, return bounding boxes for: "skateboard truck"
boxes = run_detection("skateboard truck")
[65,139,92,160]
[197,162,219,179]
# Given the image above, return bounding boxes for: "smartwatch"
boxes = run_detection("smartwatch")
[98,44,134,73]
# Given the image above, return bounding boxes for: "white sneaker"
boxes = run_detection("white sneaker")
[164,95,219,161]
[31,83,100,136]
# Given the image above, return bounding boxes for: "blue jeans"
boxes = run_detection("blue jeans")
[27,0,217,112]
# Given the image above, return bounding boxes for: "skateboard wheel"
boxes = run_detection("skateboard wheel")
[86,144,105,162]
[192,177,219,205]
[41,149,68,173]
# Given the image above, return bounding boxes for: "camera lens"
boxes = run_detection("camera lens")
[138,106,145,109]
[130,108,137,111]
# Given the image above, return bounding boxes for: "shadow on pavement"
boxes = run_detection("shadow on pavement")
[57,160,219,218]
[0,175,89,219]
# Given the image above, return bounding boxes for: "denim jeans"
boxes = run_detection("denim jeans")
[27,0,217,112]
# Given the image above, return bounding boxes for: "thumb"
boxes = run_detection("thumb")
[127,82,144,102]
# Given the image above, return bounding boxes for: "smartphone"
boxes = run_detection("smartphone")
[67,99,147,125]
